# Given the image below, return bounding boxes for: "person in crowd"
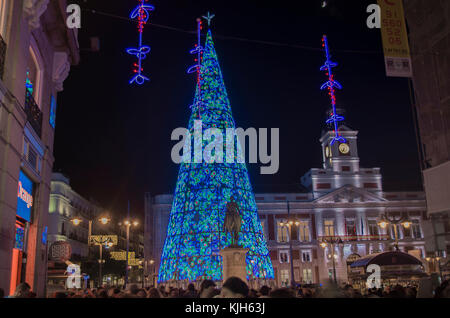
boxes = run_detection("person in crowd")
[147,287,161,298]
[269,288,296,298]
[53,291,67,298]
[183,283,198,298]
[434,280,450,298]
[10,282,31,298]
[136,289,147,298]
[199,279,217,298]
[0,288,4,298]
[158,285,167,297]
[127,284,140,296]
[259,285,271,298]
[248,289,259,298]
[220,277,249,298]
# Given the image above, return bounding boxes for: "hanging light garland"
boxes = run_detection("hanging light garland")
[126,0,154,85]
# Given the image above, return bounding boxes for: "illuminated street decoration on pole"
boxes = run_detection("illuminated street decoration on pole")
[158,18,274,283]
[187,18,204,115]
[320,35,346,145]
[126,0,154,85]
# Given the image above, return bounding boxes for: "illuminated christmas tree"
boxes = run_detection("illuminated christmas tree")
[158,28,274,283]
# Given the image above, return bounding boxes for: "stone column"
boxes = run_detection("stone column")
[219,247,249,283]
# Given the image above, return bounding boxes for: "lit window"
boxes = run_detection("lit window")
[280,269,290,287]
[277,220,289,243]
[324,220,334,236]
[26,43,42,107]
[302,269,313,284]
[298,221,310,242]
[0,0,9,39]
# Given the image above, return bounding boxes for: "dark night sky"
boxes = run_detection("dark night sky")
[54,0,422,219]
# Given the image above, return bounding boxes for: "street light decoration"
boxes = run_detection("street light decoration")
[71,217,82,226]
[99,217,110,225]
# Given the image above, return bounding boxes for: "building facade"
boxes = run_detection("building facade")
[404,0,450,269]
[145,125,429,287]
[0,0,79,296]
[48,172,145,288]
[48,173,105,259]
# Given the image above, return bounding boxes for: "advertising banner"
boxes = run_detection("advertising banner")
[17,170,34,222]
[377,0,413,77]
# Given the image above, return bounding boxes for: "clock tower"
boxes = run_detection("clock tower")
[301,35,382,197]
[321,125,359,173]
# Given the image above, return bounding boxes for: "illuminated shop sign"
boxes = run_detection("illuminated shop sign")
[17,170,33,222]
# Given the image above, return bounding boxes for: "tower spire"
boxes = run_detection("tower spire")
[320,35,346,145]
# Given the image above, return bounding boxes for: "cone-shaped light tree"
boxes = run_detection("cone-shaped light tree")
[158,30,274,283]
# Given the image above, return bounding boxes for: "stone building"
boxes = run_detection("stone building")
[145,123,429,286]
[48,172,145,287]
[404,0,450,271]
[0,0,79,296]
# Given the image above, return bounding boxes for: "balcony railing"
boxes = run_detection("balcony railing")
[0,34,5,80]
[25,90,43,137]
[318,234,390,242]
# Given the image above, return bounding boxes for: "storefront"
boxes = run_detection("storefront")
[10,170,34,295]
[348,251,428,293]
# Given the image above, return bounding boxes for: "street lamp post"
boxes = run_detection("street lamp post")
[377,213,411,251]
[120,216,139,289]
[320,237,343,284]
[279,201,301,288]
[71,215,111,287]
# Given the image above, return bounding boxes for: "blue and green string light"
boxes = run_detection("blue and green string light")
[158,19,274,283]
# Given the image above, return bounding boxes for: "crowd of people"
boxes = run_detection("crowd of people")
[3,276,450,298]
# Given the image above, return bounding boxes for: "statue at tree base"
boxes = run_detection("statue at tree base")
[223,196,242,247]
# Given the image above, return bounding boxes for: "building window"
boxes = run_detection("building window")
[22,136,42,174]
[368,220,379,236]
[298,221,310,242]
[302,250,311,263]
[260,220,266,239]
[324,220,335,237]
[302,269,313,284]
[342,166,351,172]
[27,40,43,107]
[317,183,331,189]
[0,0,9,39]
[346,219,357,236]
[279,250,289,263]
[389,224,402,240]
[277,220,289,243]
[364,183,378,189]
[412,220,422,239]
[280,269,290,287]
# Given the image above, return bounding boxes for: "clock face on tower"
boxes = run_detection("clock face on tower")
[339,143,350,155]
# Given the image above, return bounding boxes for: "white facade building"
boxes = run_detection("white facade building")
[145,125,430,287]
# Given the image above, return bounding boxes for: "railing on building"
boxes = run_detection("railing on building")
[0,34,6,80]
[318,234,390,242]
[25,90,43,137]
